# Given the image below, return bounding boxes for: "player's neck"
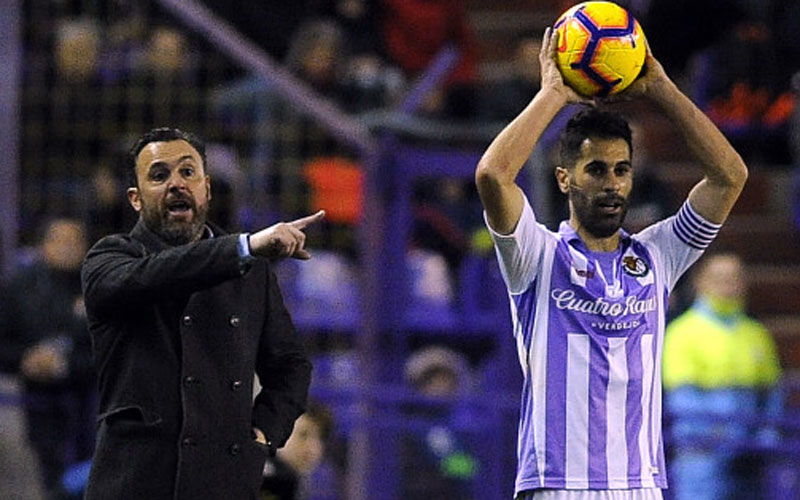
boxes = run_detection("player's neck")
[569,217,621,252]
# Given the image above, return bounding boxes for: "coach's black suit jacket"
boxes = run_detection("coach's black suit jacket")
[81,219,312,500]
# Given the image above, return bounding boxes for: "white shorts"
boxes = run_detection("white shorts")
[517,489,663,500]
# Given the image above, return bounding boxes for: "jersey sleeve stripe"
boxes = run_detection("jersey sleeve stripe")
[671,201,721,250]
[682,201,722,230]
[674,217,714,247]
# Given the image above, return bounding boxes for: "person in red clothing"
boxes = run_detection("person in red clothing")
[381,0,478,118]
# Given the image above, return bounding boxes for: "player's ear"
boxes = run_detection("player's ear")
[555,166,570,194]
[205,174,212,202]
[127,187,142,212]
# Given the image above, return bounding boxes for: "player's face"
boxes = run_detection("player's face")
[128,140,211,245]
[561,136,633,238]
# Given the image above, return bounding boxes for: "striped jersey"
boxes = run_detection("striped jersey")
[486,194,720,495]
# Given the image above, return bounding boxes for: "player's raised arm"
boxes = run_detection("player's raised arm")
[475,27,588,235]
[622,48,748,224]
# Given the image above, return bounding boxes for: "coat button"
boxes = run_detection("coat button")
[182,315,192,326]
[229,315,240,327]
[183,376,195,387]
[231,380,243,392]
[229,443,240,455]
[181,437,196,447]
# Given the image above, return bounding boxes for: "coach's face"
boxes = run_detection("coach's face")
[557,136,633,239]
[127,140,211,245]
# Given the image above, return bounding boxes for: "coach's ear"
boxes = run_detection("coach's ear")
[555,166,570,194]
[127,187,142,212]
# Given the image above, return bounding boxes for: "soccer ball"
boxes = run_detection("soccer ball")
[554,1,646,97]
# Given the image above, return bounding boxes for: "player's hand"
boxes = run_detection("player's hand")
[249,210,325,260]
[540,27,591,105]
[605,38,671,102]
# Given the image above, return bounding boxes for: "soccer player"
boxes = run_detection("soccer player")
[475,28,748,500]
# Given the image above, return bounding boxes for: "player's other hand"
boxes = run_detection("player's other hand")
[250,210,325,260]
[540,27,592,105]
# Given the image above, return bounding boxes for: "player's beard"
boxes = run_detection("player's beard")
[569,185,629,239]
[141,192,209,246]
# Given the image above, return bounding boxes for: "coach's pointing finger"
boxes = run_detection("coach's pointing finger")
[289,210,326,230]
[249,211,325,260]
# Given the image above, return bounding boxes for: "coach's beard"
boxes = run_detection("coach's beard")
[141,196,209,246]
[569,185,629,239]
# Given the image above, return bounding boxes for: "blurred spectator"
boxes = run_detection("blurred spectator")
[478,32,542,123]
[260,402,339,500]
[380,0,479,119]
[318,0,384,59]
[401,346,478,499]
[318,0,405,113]
[0,218,96,500]
[85,162,136,244]
[21,17,104,198]
[663,252,783,500]
[125,26,211,130]
[213,19,359,222]
[411,178,483,276]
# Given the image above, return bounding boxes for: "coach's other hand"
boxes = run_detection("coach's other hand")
[250,210,325,260]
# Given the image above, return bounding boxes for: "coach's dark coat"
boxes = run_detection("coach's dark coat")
[81,219,312,500]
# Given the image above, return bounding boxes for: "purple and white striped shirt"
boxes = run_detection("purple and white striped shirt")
[487,195,720,496]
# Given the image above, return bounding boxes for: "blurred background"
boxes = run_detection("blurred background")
[0,0,799,499]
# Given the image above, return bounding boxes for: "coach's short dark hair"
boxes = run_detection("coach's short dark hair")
[127,127,206,187]
[559,108,632,169]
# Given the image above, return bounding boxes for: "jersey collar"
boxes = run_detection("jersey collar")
[557,221,630,252]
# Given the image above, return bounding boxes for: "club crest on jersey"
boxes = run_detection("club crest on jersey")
[622,256,649,277]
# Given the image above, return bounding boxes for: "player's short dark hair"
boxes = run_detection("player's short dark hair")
[127,127,206,187]
[559,107,633,169]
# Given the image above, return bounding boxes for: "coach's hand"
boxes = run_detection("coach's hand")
[249,210,325,260]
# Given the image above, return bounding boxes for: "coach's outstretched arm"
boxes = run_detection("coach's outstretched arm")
[476,28,588,235]
[622,48,748,224]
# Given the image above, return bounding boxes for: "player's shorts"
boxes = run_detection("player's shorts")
[516,488,663,500]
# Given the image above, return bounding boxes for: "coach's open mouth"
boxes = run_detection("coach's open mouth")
[166,200,193,217]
